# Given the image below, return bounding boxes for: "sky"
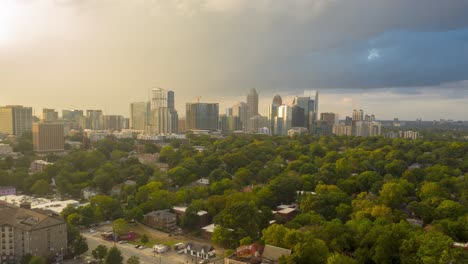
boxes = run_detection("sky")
[0,0,467,120]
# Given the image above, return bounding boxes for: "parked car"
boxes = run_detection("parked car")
[118,240,127,244]
[134,245,140,249]
[89,229,96,233]
[177,249,185,254]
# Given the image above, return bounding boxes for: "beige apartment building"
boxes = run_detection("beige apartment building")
[0,106,33,137]
[0,205,67,264]
[32,123,64,153]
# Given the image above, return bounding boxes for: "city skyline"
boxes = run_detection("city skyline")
[1,1,468,120]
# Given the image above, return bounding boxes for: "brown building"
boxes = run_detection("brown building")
[32,123,64,153]
[143,210,177,232]
[0,206,67,264]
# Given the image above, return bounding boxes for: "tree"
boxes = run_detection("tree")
[20,254,32,264]
[28,256,46,264]
[140,234,149,244]
[113,218,129,236]
[327,253,358,264]
[71,235,89,256]
[105,246,124,264]
[30,179,49,196]
[92,245,108,262]
[127,256,140,264]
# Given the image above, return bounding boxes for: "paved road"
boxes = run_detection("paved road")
[82,232,199,264]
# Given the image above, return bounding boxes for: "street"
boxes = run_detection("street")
[82,232,206,264]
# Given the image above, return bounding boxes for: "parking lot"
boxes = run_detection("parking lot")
[81,223,221,264]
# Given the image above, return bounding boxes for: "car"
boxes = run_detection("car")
[89,229,96,233]
[118,240,127,244]
[199,260,209,264]
[135,245,140,249]
[177,249,185,254]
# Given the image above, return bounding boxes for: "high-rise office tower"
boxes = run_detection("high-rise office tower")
[84,110,103,130]
[32,122,64,152]
[0,105,33,136]
[42,109,59,122]
[130,102,149,130]
[62,110,83,122]
[352,109,364,121]
[291,105,305,128]
[232,102,249,130]
[102,115,125,132]
[246,88,258,119]
[148,88,178,134]
[274,105,292,135]
[167,91,175,109]
[320,113,337,126]
[185,103,219,131]
[291,91,319,132]
[268,95,282,135]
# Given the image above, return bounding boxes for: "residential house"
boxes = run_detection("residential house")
[184,243,214,260]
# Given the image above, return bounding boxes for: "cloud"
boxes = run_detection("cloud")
[2,0,468,119]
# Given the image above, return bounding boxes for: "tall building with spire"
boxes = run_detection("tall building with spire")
[246,88,258,119]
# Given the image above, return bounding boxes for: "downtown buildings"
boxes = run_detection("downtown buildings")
[333,109,382,137]
[129,88,178,135]
[268,91,319,136]
[0,106,33,137]
[32,122,65,153]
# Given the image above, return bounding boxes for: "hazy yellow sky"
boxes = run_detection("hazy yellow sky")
[1,0,468,120]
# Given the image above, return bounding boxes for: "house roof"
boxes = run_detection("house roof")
[0,207,65,231]
[262,245,291,262]
[145,210,176,220]
[186,242,213,253]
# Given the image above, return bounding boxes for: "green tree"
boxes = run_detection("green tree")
[20,254,32,264]
[92,245,108,262]
[30,179,50,196]
[105,246,124,264]
[140,234,149,244]
[71,235,89,256]
[327,253,358,264]
[28,256,46,264]
[113,218,129,236]
[127,256,140,264]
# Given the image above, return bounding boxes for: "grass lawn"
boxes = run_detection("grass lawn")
[128,224,180,248]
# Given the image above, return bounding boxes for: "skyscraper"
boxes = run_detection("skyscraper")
[42,109,58,122]
[148,88,178,134]
[185,102,219,131]
[268,94,282,135]
[32,122,64,152]
[0,105,33,136]
[102,115,125,132]
[232,102,249,130]
[130,102,149,131]
[246,88,258,119]
[292,91,319,132]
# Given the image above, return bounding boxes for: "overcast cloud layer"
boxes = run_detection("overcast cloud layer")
[0,0,467,120]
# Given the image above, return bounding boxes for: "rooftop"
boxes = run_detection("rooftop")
[0,207,65,231]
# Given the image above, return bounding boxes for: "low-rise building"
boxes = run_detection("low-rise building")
[0,206,68,263]
[0,186,16,197]
[30,160,53,173]
[183,243,215,260]
[143,210,177,232]
[224,244,291,264]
